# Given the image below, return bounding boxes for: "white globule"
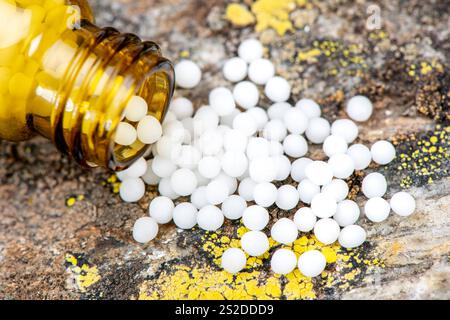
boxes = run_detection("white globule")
[175,60,202,89]
[162,120,185,144]
[197,129,224,156]
[331,119,358,143]
[297,179,320,204]
[222,195,247,220]
[198,156,221,179]
[242,205,269,231]
[311,192,337,218]
[262,119,287,142]
[194,106,219,133]
[119,178,145,203]
[149,196,174,224]
[175,145,202,169]
[137,115,163,144]
[238,39,263,63]
[169,97,194,120]
[233,112,258,137]
[197,205,224,231]
[283,108,309,134]
[246,107,269,130]
[156,136,182,160]
[293,207,317,232]
[125,95,148,122]
[172,202,198,229]
[116,157,147,181]
[283,134,308,158]
[371,140,396,165]
[314,218,340,245]
[248,58,275,85]
[333,200,360,227]
[114,122,137,146]
[221,151,248,178]
[253,182,278,207]
[240,231,269,256]
[170,168,198,196]
[206,179,229,205]
[190,186,208,209]
[362,172,387,198]
[295,99,321,119]
[158,177,179,199]
[271,218,298,245]
[246,137,270,159]
[223,57,248,82]
[133,217,159,244]
[321,179,349,201]
[271,249,297,275]
[305,117,330,144]
[323,135,348,157]
[233,81,259,109]
[221,248,247,274]
[305,161,333,186]
[142,159,161,185]
[298,250,326,277]
[209,87,236,116]
[249,157,277,183]
[224,129,248,153]
[390,191,416,217]
[238,178,257,201]
[268,140,284,156]
[364,197,390,222]
[276,185,300,210]
[273,155,291,181]
[347,144,372,170]
[267,102,291,120]
[338,225,367,249]
[346,95,373,122]
[216,171,238,194]
[328,154,355,179]
[290,157,313,182]
[152,155,177,178]
[265,76,291,102]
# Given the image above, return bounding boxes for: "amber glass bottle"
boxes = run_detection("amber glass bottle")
[0,0,174,170]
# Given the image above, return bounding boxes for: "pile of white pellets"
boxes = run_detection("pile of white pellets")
[116,39,416,277]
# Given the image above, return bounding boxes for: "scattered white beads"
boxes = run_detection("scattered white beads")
[133,217,159,244]
[125,96,148,122]
[271,249,297,275]
[331,119,358,143]
[233,81,259,109]
[206,179,229,205]
[253,182,277,207]
[119,178,145,202]
[328,154,355,179]
[241,231,269,256]
[295,99,321,118]
[265,76,291,102]
[347,144,372,170]
[364,197,390,222]
[314,218,340,245]
[362,172,387,198]
[346,95,373,122]
[223,57,247,82]
[137,115,163,144]
[298,179,320,204]
[305,117,330,144]
[321,179,349,201]
[371,140,396,165]
[290,157,313,182]
[275,185,300,210]
[197,205,224,231]
[115,122,137,146]
[283,134,308,158]
[311,193,337,218]
[149,196,174,224]
[238,39,263,63]
[222,195,247,220]
[271,218,298,245]
[298,250,326,277]
[390,191,415,216]
[170,168,198,196]
[294,207,317,232]
[169,97,194,120]
[283,108,308,134]
[209,87,236,116]
[175,60,202,89]
[221,248,247,274]
[248,58,275,85]
[305,161,333,186]
[173,202,198,229]
[242,205,269,231]
[333,200,360,227]
[338,225,366,248]
[323,135,348,157]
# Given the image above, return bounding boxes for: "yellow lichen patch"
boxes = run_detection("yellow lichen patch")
[65,253,101,292]
[251,0,295,36]
[102,174,120,193]
[297,48,321,63]
[407,60,444,81]
[65,194,85,207]
[225,3,255,27]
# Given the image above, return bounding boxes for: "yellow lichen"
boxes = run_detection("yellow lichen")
[251,0,296,36]
[65,253,101,292]
[225,3,255,27]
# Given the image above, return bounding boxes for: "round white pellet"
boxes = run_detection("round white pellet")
[321,179,349,202]
[152,155,177,178]
[119,178,145,202]
[242,205,269,231]
[246,137,270,160]
[290,157,313,182]
[333,200,360,227]
[132,217,158,244]
[272,155,291,181]
[283,108,308,134]
[175,145,201,169]
[271,249,297,275]
[169,97,194,120]
[158,177,179,200]
[253,182,277,207]
[190,186,208,209]
[346,95,373,122]
[248,58,275,85]
[265,76,291,102]
[246,107,269,130]
[222,195,247,220]
[197,205,224,231]
[164,111,177,123]
[271,218,298,245]
[283,134,308,158]
[223,57,247,82]
[142,159,161,185]
[221,248,247,274]
[331,119,358,143]
[221,151,248,178]
[262,119,287,142]
[137,115,163,144]
[233,112,258,136]
[311,193,337,218]
[298,250,326,277]
[328,154,355,179]
[206,179,229,205]
[268,140,284,156]
[170,168,198,196]
[148,196,174,224]
[268,102,291,120]
[276,185,300,210]
[347,144,372,170]
[293,207,317,232]
[194,169,210,187]
[233,81,259,109]
[198,156,221,179]
[156,136,182,160]
[390,191,416,217]
[297,179,320,204]
[220,108,241,127]
[194,106,219,134]
[323,135,348,157]
[175,60,202,89]
[240,231,269,256]
[295,99,321,119]
[364,197,390,222]
[371,140,396,165]
[197,129,224,156]
[238,178,257,201]
[116,157,147,180]
[305,117,330,144]
[172,202,198,229]
[209,87,236,116]
[362,172,387,198]
[238,39,263,63]
[313,218,340,245]
[249,157,277,183]
[224,129,248,153]
[338,225,366,249]
[114,122,137,146]
[124,95,148,122]
[215,172,238,195]
[305,161,333,186]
